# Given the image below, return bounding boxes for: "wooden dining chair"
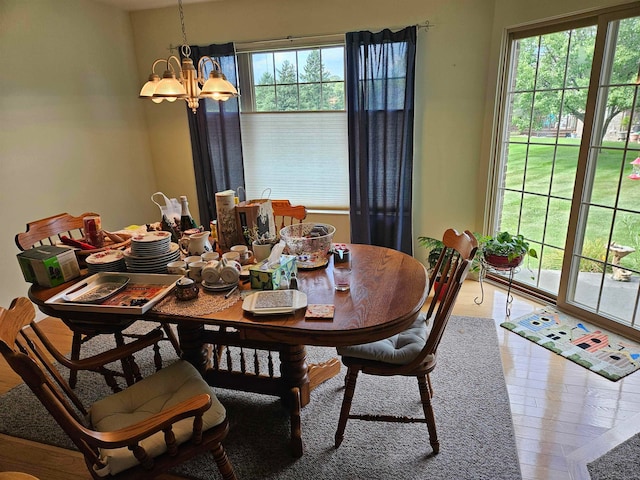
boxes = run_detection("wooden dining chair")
[0,297,236,480]
[15,212,180,390]
[272,200,307,231]
[334,228,478,454]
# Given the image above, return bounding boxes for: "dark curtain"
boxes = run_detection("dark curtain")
[346,27,416,254]
[185,43,245,227]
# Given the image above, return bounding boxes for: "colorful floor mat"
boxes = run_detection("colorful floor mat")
[501,308,640,381]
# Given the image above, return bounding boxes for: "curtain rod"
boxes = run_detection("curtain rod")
[170,20,431,54]
[232,20,431,51]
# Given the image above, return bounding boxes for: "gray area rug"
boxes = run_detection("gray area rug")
[588,433,640,480]
[0,316,521,479]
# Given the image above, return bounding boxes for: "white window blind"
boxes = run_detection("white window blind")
[240,111,349,209]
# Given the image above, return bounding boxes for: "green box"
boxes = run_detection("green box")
[249,255,297,290]
[17,245,81,287]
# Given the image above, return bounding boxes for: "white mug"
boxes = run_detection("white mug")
[187,260,206,282]
[231,244,249,262]
[201,260,222,284]
[184,255,202,265]
[220,259,241,284]
[202,251,220,262]
[167,260,187,275]
[223,251,240,263]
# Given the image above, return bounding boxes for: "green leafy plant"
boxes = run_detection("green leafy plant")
[417,236,445,270]
[243,226,278,246]
[418,233,484,275]
[479,231,538,262]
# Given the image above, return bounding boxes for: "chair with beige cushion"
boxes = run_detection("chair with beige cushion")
[334,228,478,454]
[0,297,236,480]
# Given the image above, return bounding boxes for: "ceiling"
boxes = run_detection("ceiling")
[94,0,215,12]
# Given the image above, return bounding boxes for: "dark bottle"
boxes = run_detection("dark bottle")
[180,195,198,233]
[289,272,298,290]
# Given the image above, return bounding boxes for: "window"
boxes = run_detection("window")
[237,43,349,209]
[490,4,640,334]
[250,47,345,111]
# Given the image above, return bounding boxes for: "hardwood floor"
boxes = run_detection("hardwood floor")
[1,281,639,479]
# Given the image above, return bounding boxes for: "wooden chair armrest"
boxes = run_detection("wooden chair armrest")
[29,321,164,371]
[80,393,212,448]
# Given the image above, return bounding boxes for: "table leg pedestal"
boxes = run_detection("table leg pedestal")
[175,324,342,457]
[176,323,209,372]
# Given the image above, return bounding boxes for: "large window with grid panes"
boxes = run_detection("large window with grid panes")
[236,42,348,209]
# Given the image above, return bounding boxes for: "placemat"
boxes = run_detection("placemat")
[153,288,241,316]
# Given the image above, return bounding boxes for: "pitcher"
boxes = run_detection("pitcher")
[179,230,212,256]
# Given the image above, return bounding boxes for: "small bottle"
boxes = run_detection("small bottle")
[289,271,298,290]
[180,195,198,233]
[210,220,224,256]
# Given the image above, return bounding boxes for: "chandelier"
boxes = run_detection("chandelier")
[138,0,238,113]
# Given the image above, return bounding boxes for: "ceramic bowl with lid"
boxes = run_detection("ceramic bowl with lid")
[175,277,199,301]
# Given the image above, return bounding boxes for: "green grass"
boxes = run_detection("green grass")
[501,135,640,272]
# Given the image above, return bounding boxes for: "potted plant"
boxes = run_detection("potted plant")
[243,226,278,262]
[478,231,537,270]
[417,236,445,271]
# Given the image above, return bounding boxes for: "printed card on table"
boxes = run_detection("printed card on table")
[305,304,335,320]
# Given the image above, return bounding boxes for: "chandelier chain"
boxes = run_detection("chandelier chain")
[178,0,188,46]
[178,0,191,58]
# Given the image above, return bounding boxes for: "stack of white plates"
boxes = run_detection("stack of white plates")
[124,232,180,274]
[129,231,172,256]
[85,250,127,275]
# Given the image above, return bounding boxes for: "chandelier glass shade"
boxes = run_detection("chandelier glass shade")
[138,0,238,113]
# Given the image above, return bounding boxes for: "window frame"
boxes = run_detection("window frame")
[234,36,350,210]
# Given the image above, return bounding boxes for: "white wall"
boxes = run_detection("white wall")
[0,0,158,308]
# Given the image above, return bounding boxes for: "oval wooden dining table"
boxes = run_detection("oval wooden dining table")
[29,244,429,458]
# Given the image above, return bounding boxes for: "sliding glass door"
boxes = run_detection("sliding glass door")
[566,13,640,328]
[492,4,640,336]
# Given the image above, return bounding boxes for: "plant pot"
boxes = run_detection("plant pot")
[483,253,524,270]
[252,241,273,262]
[433,278,448,300]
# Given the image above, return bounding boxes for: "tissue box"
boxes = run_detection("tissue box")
[249,255,297,290]
[17,245,81,287]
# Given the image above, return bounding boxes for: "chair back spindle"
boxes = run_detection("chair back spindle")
[15,212,98,251]
[271,200,307,231]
